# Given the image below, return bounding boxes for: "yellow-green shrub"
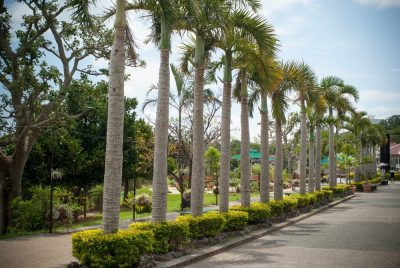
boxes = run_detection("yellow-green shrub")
[176,211,226,239]
[223,211,248,231]
[313,191,325,202]
[306,193,316,205]
[282,196,298,212]
[230,202,272,224]
[129,221,189,254]
[291,194,310,208]
[72,229,154,268]
[268,200,284,217]
[321,189,333,198]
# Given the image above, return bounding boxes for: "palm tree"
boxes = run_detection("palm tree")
[215,8,276,212]
[103,0,179,222]
[319,76,358,187]
[102,0,126,233]
[248,58,280,203]
[270,62,292,200]
[290,62,317,194]
[180,0,261,216]
[314,91,327,191]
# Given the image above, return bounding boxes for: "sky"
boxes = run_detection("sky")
[4,0,400,141]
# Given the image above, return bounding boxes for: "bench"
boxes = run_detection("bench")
[179,207,218,215]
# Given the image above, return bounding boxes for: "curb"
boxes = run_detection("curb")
[157,194,356,268]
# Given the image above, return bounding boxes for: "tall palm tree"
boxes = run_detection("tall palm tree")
[314,91,327,191]
[215,8,276,212]
[290,62,317,194]
[104,0,179,222]
[102,0,126,234]
[320,76,358,187]
[180,0,261,216]
[270,62,292,200]
[248,58,280,203]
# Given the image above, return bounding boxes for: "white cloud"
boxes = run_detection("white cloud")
[355,0,400,8]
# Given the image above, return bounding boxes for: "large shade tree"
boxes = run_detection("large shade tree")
[0,0,112,234]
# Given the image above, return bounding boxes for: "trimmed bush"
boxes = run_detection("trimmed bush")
[268,200,284,217]
[282,196,298,212]
[230,202,272,224]
[291,194,310,208]
[176,211,226,239]
[223,211,249,231]
[314,191,325,202]
[130,221,189,254]
[306,193,316,205]
[321,189,333,198]
[72,229,154,268]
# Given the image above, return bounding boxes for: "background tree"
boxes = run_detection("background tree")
[0,0,113,234]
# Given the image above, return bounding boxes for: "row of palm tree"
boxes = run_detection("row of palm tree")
[100,0,382,234]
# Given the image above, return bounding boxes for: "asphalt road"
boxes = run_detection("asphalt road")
[191,183,400,268]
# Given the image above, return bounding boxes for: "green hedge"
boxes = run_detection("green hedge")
[223,210,249,231]
[321,189,333,198]
[230,202,272,224]
[282,196,298,212]
[291,194,310,208]
[72,229,154,268]
[268,200,284,217]
[176,211,226,239]
[129,221,189,254]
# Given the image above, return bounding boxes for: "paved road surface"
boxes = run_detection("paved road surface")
[192,183,400,268]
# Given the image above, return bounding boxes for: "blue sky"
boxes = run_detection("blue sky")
[4,0,400,140]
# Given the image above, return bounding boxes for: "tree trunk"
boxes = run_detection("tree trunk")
[315,125,322,191]
[299,102,307,194]
[218,52,232,213]
[274,118,283,201]
[151,47,171,222]
[190,34,206,216]
[260,91,270,203]
[328,122,336,188]
[308,125,315,193]
[240,71,251,207]
[102,0,125,234]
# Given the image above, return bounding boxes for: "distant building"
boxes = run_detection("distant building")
[390,143,400,169]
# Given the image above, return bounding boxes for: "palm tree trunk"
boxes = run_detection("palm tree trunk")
[151,15,172,222]
[240,70,251,207]
[315,125,322,191]
[300,101,307,194]
[274,118,283,200]
[260,91,270,203]
[191,35,206,216]
[308,125,315,193]
[102,0,126,234]
[218,52,232,213]
[328,122,336,188]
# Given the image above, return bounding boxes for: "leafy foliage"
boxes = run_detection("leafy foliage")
[176,211,226,239]
[72,229,154,267]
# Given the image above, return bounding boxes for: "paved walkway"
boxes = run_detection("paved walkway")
[192,182,400,268]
